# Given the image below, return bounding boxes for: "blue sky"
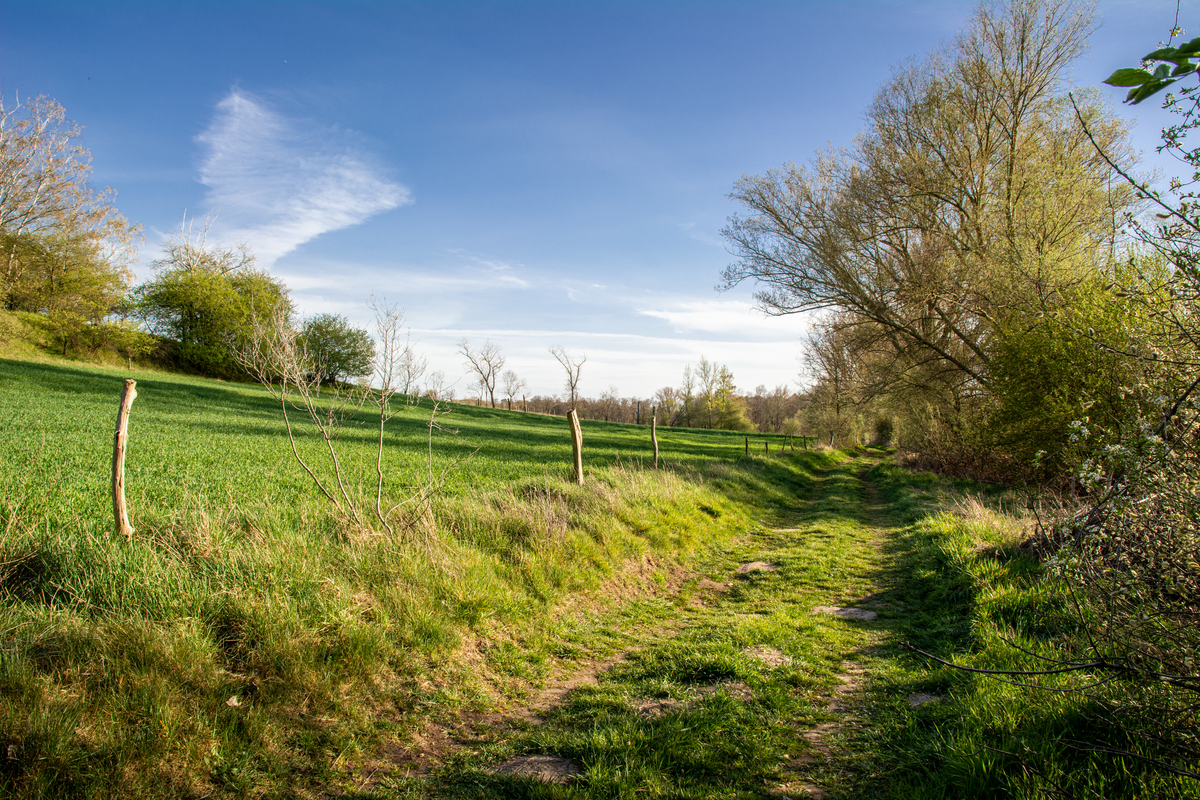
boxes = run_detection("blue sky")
[0,0,1190,398]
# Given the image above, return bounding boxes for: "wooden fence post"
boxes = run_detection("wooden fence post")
[651,406,659,468]
[112,379,137,542]
[745,436,749,456]
[765,441,769,455]
[569,408,584,485]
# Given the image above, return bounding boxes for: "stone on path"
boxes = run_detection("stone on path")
[812,605,877,621]
[737,561,779,574]
[492,755,582,784]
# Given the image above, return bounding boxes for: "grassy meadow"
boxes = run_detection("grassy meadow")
[0,357,808,798]
[2,357,1194,799]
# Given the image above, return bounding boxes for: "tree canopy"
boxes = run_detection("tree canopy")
[299,314,375,385]
[135,228,290,378]
[1,94,139,323]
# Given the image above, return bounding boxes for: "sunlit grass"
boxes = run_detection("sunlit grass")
[0,357,799,799]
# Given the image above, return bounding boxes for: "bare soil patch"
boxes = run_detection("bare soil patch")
[742,645,793,667]
[812,605,877,621]
[491,754,583,784]
[737,561,779,574]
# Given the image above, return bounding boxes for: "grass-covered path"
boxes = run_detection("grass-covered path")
[363,451,935,799]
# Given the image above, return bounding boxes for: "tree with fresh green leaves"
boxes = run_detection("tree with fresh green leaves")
[722,0,1137,475]
[135,226,291,378]
[299,314,374,385]
[1,94,139,325]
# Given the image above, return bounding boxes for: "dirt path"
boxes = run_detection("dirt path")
[358,452,902,799]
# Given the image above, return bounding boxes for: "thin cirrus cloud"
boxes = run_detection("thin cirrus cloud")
[639,298,810,339]
[196,89,410,265]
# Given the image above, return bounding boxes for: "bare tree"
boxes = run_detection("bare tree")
[396,333,427,400]
[549,345,586,408]
[458,338,505,407]
[501,369,526,410]
[239,296,458,537]
[369,297,409,533]
[237,303,369,526]
[599,385,620,422]
[424,370,446,400]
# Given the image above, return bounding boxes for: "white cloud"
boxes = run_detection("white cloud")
[638,298,810,338]
[197,89,410,265]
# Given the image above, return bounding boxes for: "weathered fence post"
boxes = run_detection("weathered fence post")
[112,379,137,542]
[651,406,659,468]
[744,436,749,457]
[765,441,769,456]
[569,408,584,485]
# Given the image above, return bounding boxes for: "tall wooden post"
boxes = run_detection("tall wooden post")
[651,407,659,469]
[112,379,137,542]
[569,409,584,485]
[745,436,749,456]
[765,441,769,455]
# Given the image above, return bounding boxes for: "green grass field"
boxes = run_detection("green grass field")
[2,358,1194,799]
[0,357,809,799]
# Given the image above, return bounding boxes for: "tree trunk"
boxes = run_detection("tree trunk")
[569,409,584,485]
[112,379,137,542]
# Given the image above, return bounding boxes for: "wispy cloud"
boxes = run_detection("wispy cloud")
[677,221,723,248]
[197,89,410,265]
[638,298,810,338]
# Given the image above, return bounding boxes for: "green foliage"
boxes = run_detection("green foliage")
[722,2,1136,479]
[299,313,375,384]
[988,272,1159,480]
[1,230,129,321]
[0,93,140,322]
[872,416,894,446]
[1105,36,1200,104]
[134,235,290,379]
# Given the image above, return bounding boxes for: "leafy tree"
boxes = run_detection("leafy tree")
[712,365,753,431]
[911,21,1200,788]
[299,314,374,385]
[135,227,290,378]
[1,94,139,321]
[720,0,1136,472]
